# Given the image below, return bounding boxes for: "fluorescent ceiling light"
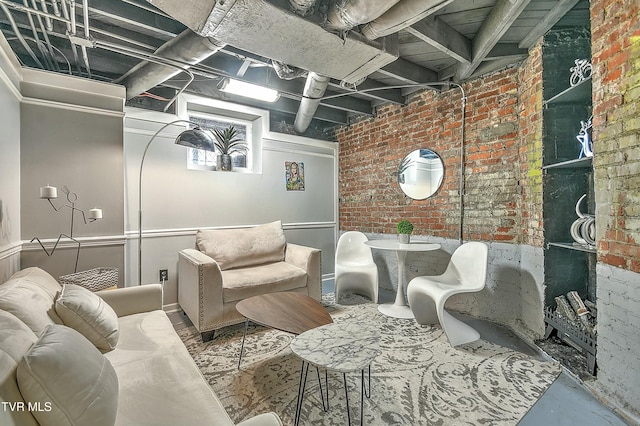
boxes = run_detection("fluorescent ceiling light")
[219,78,280,103]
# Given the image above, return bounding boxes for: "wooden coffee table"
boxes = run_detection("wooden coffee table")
[236,292,332,368]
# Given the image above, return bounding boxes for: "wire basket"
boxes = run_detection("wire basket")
[59,267,119,292]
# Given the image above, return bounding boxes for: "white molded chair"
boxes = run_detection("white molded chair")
[335,231,379,303]
[407,241,488,347]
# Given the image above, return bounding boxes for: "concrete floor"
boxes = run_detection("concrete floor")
[325,281,630,426]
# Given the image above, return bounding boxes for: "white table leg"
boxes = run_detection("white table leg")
[378,250,414,319]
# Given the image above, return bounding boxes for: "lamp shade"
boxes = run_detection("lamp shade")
[175,126,215,151]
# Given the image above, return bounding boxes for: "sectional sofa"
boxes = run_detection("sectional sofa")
[0,267,282,426]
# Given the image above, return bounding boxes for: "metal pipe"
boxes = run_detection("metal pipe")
[96,39,222,81]
[22,0,54,69]
[293,72,330,134]
[79,0,92,77]
[361,0,453,40]
[117,29,225,99]
[326,0,401,31]
[0,3,44,67]
[29,0,59,70]
[39,0,52,30]
[59,0,81,72]
[0,0,70,22]
[289,0,316,16]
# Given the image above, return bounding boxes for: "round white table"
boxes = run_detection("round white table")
[290,323,380,426]
[364,239,441,319]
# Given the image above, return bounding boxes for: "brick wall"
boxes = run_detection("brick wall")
[518,41,545,248]
[591,0,640,420]
[337,67,522,243]
[591,0,640,273]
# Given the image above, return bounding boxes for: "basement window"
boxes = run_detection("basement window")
[187,113,252,172]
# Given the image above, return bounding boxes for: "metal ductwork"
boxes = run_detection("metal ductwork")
[118,29,225,99]
[294,72,330,134]
[326,0,401,31]
[142,0,418,132]
[289,0,316,16]
[361,0,453,40]
[145,0,398,85]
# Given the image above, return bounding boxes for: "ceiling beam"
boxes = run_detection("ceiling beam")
[405,15,472,64]
[456,0,532,80]
[378,57,438,84]
[486,43,528,60]
[518,0,581,49]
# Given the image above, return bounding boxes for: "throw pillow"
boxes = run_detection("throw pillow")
[17,324,119,426]
[55,284,119,352]
[196,220,286,270]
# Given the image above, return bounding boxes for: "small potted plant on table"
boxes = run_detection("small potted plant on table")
[213,125,247,171]
[397,220,414,244]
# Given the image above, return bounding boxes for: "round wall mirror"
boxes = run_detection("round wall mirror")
[398,149,444,200]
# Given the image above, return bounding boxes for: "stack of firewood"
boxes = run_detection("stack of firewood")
[554,291,597,337]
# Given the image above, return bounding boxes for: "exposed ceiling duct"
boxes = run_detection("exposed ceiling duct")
[326,0,401,31]
[145,0,398,85]
[294,72,330,134]
[361,0,454,40]
[117,29,225,99]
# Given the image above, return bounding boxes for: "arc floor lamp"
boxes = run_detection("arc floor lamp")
[138,119,215,285]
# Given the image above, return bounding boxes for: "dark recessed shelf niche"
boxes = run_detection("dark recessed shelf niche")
[543,156,592,170]
[548,241,597,253]
[544,77,592,107]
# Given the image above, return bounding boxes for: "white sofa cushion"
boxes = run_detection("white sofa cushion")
[0,310,40,426]
[196,220,286,270]
[0,267,62,335]
[55,284,119,352]
[17,324,119,426]
[104,310,236,426]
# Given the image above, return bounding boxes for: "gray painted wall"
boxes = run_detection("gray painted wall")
[18,71,126,283]
[0,35,22,283]
[124,104,338,306]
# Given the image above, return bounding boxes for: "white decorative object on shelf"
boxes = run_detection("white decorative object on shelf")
[570,194,595,247]
[570,59,592,86]
[577,115,593,158]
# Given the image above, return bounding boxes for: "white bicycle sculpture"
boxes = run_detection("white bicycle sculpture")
[570,59,592,86]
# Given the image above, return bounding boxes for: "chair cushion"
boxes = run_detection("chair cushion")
[196,220,286,270]
[222,262,307,302]
[55,284,119,352]
[17,324,119,426]
[0,267,62,335]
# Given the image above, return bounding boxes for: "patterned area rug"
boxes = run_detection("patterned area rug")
[177,295,561,425]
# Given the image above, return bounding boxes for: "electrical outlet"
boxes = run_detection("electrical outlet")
[159,269,168,282]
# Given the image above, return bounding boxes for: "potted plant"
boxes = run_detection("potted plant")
[397,220,414,244]
[212,125,247,171]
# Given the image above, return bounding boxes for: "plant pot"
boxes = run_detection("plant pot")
[399,234,410,244]
[220,154,233,171]
[216,154,222,170]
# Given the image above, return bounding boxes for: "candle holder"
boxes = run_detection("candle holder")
[30,185,103,273]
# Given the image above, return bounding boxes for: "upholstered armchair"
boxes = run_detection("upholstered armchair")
[178,221,321,341]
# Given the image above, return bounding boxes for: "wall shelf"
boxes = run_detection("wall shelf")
[548,242,597,254]
[544,77,592,107]
[543,156,592,170]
